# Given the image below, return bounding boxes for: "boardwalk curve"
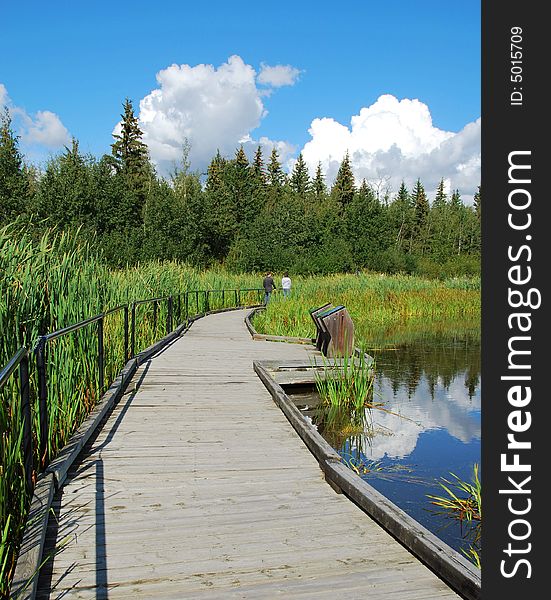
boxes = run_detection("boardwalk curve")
[36,309,461,599]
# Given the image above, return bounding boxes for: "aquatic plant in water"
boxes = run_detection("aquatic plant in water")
[313,352,379,449]
[427,463,482,568]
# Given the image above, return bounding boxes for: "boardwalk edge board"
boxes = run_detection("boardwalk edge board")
[9,473,54,600]
[253,360,481,600]
[245,307,315,344]
[9,305,254,599]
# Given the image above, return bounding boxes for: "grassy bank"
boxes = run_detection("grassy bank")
[252,272,480,348]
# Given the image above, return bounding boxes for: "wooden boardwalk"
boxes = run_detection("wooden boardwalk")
[36,309,460,599]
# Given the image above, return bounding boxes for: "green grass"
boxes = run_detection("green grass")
[0,225,264,597]
[253,272,480,348]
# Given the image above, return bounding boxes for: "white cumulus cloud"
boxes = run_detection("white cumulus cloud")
[300,94,480,201]
[19,110,71,148]
[0,83,71,151]
[133,55,296,175]
[257,63,301,87]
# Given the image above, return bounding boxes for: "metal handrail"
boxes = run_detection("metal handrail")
[1,287,264,480]
[0,347,33,494]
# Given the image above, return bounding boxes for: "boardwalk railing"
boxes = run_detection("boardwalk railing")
[1,287,262,597]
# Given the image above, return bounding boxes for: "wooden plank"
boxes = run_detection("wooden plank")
[35,309,461,599]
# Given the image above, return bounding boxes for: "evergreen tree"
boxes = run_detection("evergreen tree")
[426,178,450,261]
[266,147,286,188]
[450,189,466,255]
[312,162,327,199]
[473,186,481,221]
[388,181,414,251]
[331,151,355,207]
[251,146,266,187]
[0,107,29,222]
[35,138,95,228]
[345,179,390,269]
[110,99,149,178]
[109,99,151,224]
[231,145,256,229]
[289,153,310,196]
[433,178,448,210]
[411,179,430,253]
[203,150,238,258]
[205,150,227,193]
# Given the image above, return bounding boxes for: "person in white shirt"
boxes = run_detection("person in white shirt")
[281,272,292,298]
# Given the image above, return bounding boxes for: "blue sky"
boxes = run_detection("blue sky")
[1,0,480,198]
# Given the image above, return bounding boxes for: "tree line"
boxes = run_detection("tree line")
[0,100,480,276]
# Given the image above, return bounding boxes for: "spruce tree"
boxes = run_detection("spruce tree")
[36,138,95,227]
[289,153,310,196]
[450,189,466,255]
[251,146,266,187]
[110,99,149,179]
[312,162,327,198]
[267,147,286,188]
[332,151,355,206]
[0,107,29,222]
[429,178,450,261]
[411,179,430,254]
[205,150,227,193]
[109,98,151,224]
[473,186,481,221]
[433,178,448,209]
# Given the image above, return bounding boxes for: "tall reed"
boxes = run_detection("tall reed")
[314,352,377,449]
[0,226,264,597]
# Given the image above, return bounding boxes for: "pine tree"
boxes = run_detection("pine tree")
[473,185,481,221]
[450,189,466,255]
[387,181,413,251]
[109,99,152,224]
[110,99,150,179]
[411,179,430,254]
[0,107,29,222]
[267,147,285,188]
[332,151,355,206]
[36,138,95,227]
[205,150,227,193]
[251,146,266,187]
[312,162,327,198]
[289,153,310,196]
[231,145,259,229]
[204,150,236,259]
[429,178,450,261]
[433,178,448,209]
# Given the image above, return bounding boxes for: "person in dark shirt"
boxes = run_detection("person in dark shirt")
[262,272,276,305]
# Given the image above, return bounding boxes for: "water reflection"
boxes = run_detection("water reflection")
[316,329,482,559]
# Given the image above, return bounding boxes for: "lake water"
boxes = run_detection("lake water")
[294,330,481,560]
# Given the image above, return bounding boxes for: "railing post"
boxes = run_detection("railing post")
[124,305,129,363]
[195,291,199,314]
[98,316,104,395]
[235,289,238,307]
[19,352,34,494]
[185,292,189,321]
[205,290,210,313]
[131,302,136,358]
[167,296,173,334]
[153,300,158,334]
[222,289,225,308]
[237,289,241,306]
[36,337,48,468]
